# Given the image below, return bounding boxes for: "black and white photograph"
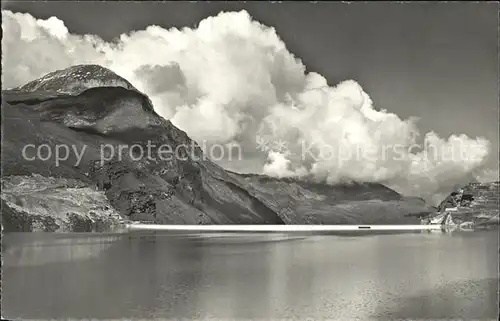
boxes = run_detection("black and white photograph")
[1,1,499,320]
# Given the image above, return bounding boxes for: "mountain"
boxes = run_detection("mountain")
[1,65,437,231]
[15,64,137,95]
[422,181,499,229]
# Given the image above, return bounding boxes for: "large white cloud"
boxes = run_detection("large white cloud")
[1,9,494,204]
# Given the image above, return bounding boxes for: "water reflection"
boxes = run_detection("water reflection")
[2,230,499,320]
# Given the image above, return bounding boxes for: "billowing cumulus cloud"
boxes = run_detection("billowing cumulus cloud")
[1,9,494,204]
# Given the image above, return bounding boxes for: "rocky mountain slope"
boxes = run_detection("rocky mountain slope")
[1,65,447,231]
[16,64,137,95]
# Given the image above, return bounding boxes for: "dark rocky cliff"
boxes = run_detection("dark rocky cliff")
[1,65,437,231]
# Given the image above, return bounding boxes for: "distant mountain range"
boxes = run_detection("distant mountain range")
[1,65,496,232]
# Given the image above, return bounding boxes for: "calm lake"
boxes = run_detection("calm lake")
[2,230,499,320]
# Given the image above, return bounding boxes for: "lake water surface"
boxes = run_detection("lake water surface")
[2,230,499,320]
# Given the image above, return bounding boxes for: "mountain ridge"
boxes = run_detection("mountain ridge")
[424,181,500,229]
